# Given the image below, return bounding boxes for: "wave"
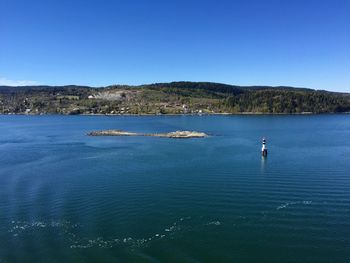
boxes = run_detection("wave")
[276,200,312,210]
[7,216,225,250]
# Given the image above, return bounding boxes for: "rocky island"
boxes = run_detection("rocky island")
[88,130,208,138]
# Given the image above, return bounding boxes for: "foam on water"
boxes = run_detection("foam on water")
[277,201,313,210]
[67,217,193,249]
[8,217,201,250]
[205,221,221,226]
[7,216,227,250]
[8,220,80,241]
[7,202,317,251]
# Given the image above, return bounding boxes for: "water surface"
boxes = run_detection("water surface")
[0,115,349,262]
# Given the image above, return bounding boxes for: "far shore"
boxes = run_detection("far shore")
[2,112,349,117]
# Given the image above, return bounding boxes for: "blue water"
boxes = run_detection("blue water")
[0,115,350,262]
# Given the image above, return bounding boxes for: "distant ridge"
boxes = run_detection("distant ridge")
[0,81,349,115]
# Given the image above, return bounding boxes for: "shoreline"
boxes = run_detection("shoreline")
[1,112,349,117]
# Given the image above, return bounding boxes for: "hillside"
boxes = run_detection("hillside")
[0,82,349,115]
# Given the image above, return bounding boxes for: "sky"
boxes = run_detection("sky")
[0,0,349,92]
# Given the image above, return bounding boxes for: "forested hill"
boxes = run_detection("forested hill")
[0,82,349,115]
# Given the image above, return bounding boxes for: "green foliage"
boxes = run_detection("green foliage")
[0,82,349,115]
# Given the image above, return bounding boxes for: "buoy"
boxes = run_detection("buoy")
[261,137,268,157]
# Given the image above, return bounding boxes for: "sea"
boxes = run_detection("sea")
[0,114,349,262]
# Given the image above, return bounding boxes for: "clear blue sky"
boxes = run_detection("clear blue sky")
[0,0,349,91]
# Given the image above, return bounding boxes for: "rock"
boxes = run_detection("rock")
[87,130,208,138]
[88,130,139,136]
[156,130,208,138]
